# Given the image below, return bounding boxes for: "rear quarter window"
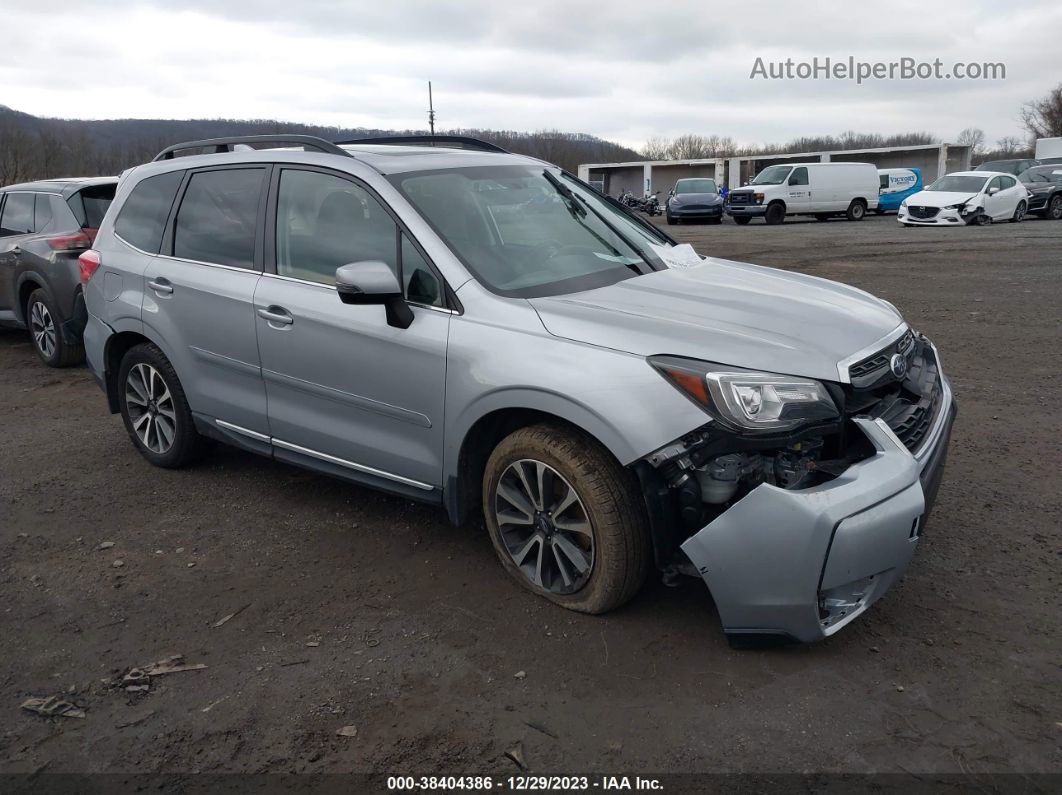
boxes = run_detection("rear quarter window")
[114,171,184,253]
[0,193,34,235]
[68,184,117,229]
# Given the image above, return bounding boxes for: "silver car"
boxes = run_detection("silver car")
[81,134,956,646]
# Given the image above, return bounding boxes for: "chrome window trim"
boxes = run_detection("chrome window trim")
[835,322,908,384]
[114,231,157,257]
[257,271,456,314]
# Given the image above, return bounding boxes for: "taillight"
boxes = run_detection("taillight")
[79,250,101,285]
[47,230,95,251]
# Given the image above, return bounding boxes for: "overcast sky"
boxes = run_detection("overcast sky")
[2,0,1058,149]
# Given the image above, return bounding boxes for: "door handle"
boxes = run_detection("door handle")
[147,279,173,295]
[257,307,294,326]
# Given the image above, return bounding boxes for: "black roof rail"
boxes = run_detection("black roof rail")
[335,135,509,154]
[152,134,352,162]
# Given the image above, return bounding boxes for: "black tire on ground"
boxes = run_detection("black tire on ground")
[118,342,207,469]
[1046,194,1062,220]
[666,214,676,225]
[814,214,830,222]
[764,203,786,225]
[971,213,991,226]
[482,423,651,614]
[1009,201,1027,223]
[26,288,84,368]
[846,200,867,221]
[732,216,751,225]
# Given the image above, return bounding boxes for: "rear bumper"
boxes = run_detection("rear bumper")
[681,378,956,644]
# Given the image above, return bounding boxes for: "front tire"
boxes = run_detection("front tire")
[118,343,205,468]
[666,214,676,225]
[26,288,83,368]
[846,200,866,221]
[483,423,650,614]
[1046,194,1062,220]
[764,203,785,225]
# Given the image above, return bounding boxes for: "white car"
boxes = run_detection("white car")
[898,171,1030,226]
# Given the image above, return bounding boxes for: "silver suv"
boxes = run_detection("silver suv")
[82,135,955,645]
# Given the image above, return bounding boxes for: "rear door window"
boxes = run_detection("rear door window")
[174,168,265,269]
[0,193,34,235]
[115,171,184,253]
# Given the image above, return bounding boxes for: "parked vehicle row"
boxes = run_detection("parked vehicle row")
[5,134,958,648]
[0,178,118,365]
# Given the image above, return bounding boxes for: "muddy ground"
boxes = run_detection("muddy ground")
[1,213,1059,782]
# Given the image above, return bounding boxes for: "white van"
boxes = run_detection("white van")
[726,162,880,225]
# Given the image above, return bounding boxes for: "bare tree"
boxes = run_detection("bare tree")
[994,136,1024,156]
[641,136,671,160]
[956,127,985,153]
[1020,83,1062,139]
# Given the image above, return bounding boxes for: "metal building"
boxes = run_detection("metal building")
[578,143,972,197]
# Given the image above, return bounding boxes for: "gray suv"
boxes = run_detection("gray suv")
[0,177,117,365]
[82,135,956,645]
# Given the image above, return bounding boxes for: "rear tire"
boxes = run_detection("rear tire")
[1009,201,1026,223]
[118,343,206,469]
[482,423,650,614]
[732,216,751,225]
[26,288,83,368]
[845,200,866,221]
[763,203,786,225]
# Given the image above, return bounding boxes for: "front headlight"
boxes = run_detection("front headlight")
[943,203,968,210]
[650,357,840,432]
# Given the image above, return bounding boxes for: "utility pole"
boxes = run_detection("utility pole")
[427,81,436,142]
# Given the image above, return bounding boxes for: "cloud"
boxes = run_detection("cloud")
[1,0,1058,149]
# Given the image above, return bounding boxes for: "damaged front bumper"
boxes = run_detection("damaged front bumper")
[681,377,956,644]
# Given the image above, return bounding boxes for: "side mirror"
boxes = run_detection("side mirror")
[335,261,413,329]
[987,187,999,195]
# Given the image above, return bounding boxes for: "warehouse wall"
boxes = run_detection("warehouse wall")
[651,163,720,195]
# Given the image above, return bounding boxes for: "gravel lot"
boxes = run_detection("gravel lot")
[1,213,1059,780]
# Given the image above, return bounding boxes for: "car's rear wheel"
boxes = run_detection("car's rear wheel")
[845,200,866,221]
[118,343,205,468]
[1046,194,1062,220]
[483,423,650,614]
[764,203,785,225]
[732,216,751,225]
[26,288,83,368]
[1009,201,1027,223]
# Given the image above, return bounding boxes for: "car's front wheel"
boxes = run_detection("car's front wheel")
[1046,194,1062,220]
[483,423,650,614]
[118,343,206,468]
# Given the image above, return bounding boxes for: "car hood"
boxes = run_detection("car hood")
[671,192,722,204]
[905,190,980,207]
[529,258,904,383]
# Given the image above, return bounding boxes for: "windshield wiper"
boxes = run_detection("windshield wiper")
[542,170,660,275]
[542,168,587,219]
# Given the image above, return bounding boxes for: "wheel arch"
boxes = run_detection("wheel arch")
[444,394,637,528]
[16,271,49,324]
[102,330,157,413]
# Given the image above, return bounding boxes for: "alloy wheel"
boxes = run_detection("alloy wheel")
[125,363,177,454]
[1049,195,1062,220]
[1014,202,1026,222]
[493,459,594,595]
[29,301,56,359]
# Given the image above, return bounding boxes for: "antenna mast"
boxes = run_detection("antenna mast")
[427,81,436,141]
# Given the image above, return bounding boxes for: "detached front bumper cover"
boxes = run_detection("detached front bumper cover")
[681,380,955,644]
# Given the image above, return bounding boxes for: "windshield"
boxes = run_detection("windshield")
[750,165,792,185]
[675,179,717,194]
[391,165,666,298]
[1020,165,1062,182]
[977,160,1025,176]
[926,175,988,193]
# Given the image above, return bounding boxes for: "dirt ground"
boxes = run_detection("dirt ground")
[1,212,1059,782]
